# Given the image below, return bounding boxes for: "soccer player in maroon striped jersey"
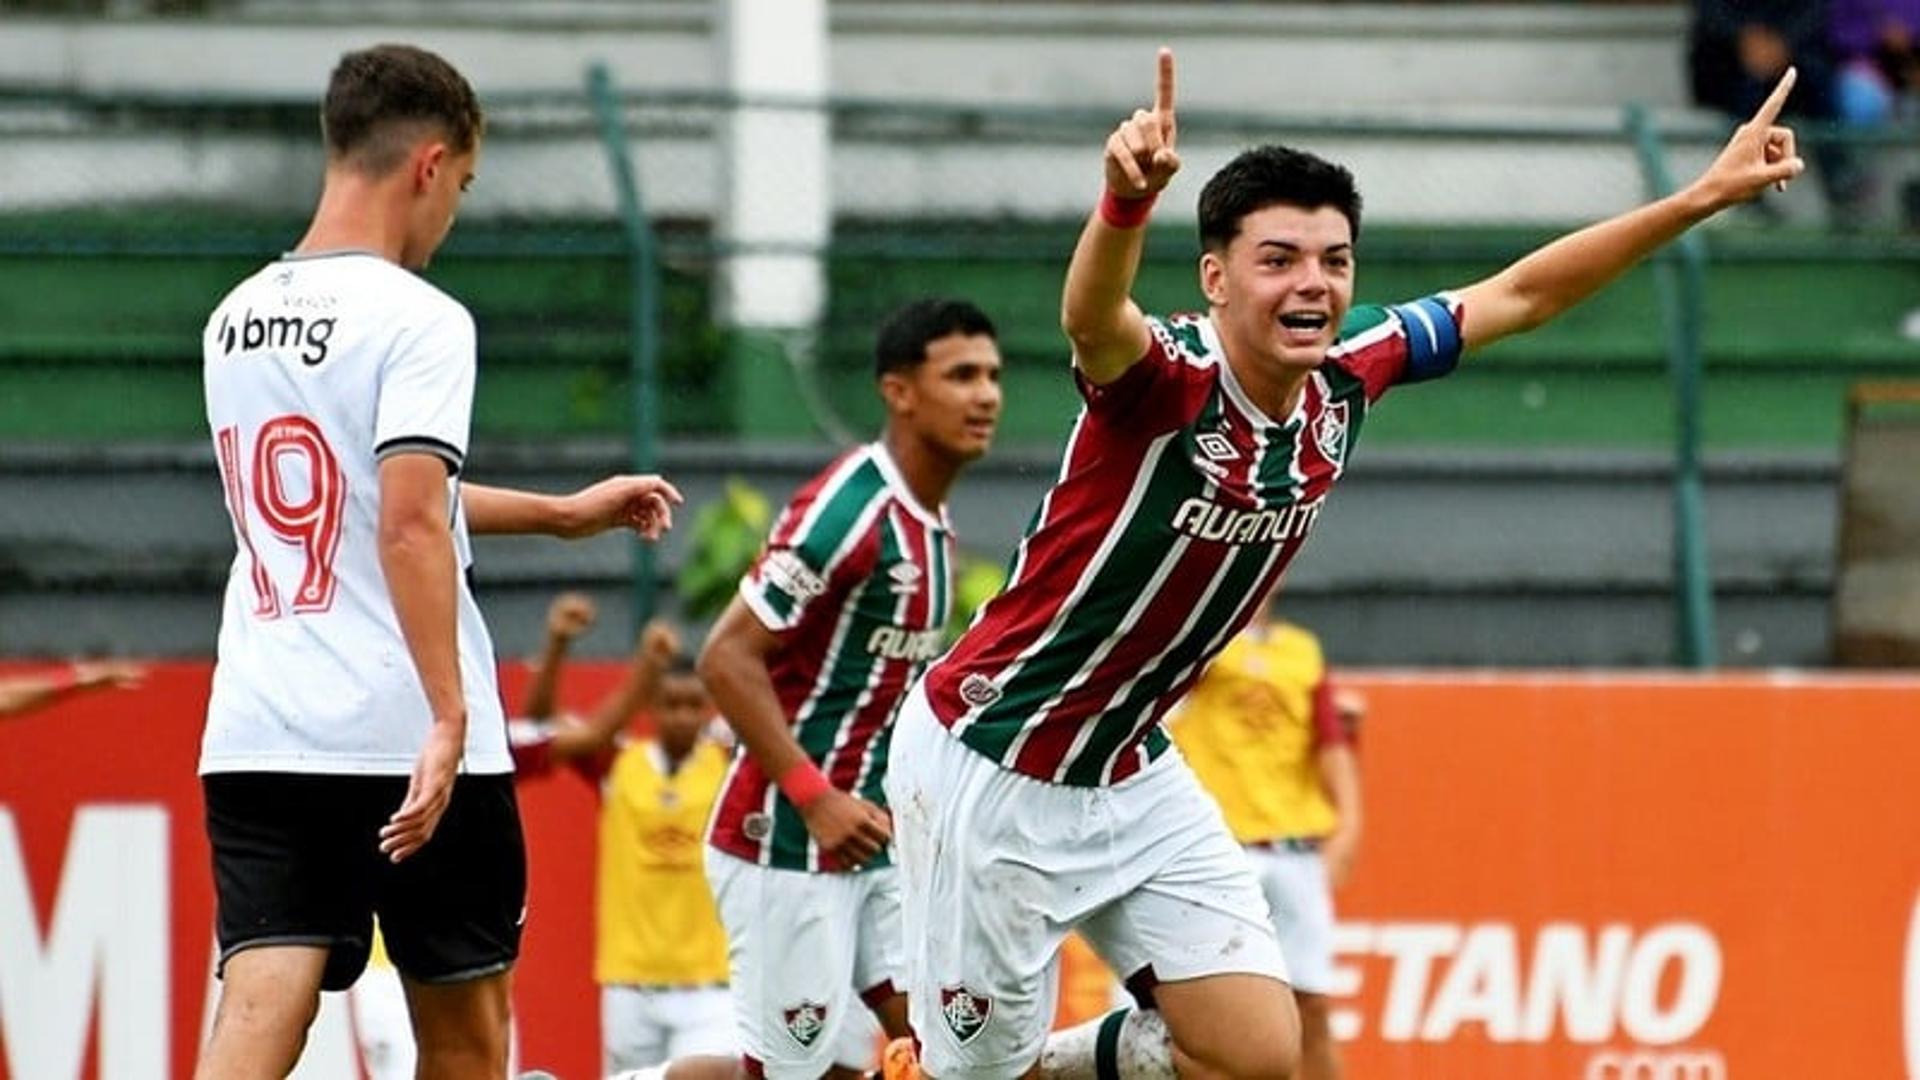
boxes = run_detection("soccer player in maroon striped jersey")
[634,300,1002,1080]
[884,50,1804,1080]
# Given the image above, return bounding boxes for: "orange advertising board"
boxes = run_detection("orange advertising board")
[1327,672,1920,1080]
[1,665,1916,1079]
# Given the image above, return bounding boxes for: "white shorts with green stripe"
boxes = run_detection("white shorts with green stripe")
[885,683,1290,1079]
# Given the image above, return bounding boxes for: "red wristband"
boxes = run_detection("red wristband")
[777,760,833,808]
[1098,189,1158,229]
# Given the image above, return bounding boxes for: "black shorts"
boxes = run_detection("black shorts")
[203,771,526,992]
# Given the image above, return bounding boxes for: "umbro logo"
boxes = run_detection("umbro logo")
[887,561,923,596]
[1195,432,1239,463]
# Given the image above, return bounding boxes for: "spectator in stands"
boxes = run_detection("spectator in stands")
[0,660,144,718]
[1831,0,1920,125]
[1689,0,1872,221]
[1829,0,1920,226]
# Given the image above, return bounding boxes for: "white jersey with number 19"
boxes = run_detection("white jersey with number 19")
[199,251,510,777]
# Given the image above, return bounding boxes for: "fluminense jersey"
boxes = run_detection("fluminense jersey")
[922,298,1462,786]
[709,443,953,872]
[200,251,510,776]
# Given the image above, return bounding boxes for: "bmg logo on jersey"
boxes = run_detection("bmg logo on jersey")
[218,308,337,366]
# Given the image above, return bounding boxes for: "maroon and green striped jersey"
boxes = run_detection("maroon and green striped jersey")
[709,443,953,872]
[921,298,1463,786]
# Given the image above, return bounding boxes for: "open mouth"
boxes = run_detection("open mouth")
[1278,312,1330,332]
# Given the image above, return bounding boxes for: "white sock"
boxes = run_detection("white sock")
[1036,1008,1174,1080]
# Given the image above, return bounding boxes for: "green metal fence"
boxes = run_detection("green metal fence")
[6,84,1920,662]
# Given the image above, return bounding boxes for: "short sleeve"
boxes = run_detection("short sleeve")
[1308,675,1350,751]
[1072,315,1214,435]
[738,459,885,634]
[1328,293,1464,403]
[374,299,476,475]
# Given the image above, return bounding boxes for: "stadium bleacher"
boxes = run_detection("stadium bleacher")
[2,1,1913,666]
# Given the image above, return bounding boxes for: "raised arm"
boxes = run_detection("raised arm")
[1062,47,1182,386]
[1455,68,1804,352]
[546,620,680,764]
[521,592,597,721]
[462,475,683,539]
[0,661,145,718]
[697,596,891,867]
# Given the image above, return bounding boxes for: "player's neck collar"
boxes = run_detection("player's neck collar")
[868,440,949,532]
[1214,328,1307,431]
[278,247,385,263]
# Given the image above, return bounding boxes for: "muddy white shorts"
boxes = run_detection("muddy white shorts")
[885,684,1289,1079]
[705,848,903,1078]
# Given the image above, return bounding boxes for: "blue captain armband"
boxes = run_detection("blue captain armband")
[1388,295,1463,383]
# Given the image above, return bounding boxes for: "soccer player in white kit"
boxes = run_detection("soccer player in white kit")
[195,44,680,1080]
[884,51,1806,1080]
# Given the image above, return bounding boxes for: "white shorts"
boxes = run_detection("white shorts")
[1246,844,1338,994]
[706,848,903,1079]
[601,984,735,1073]
[885,686,1289,1079]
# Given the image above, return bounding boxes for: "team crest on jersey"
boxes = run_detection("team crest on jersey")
[887,561,924,596]
[939,985,993,1044]
[1313,399,1351,465]
[742,812,773,840]
[781,1000,828,1048]
[959,673,1002,709]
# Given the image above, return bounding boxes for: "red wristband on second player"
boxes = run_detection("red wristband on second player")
[777,760,833,808]
[1099,189,1158,229]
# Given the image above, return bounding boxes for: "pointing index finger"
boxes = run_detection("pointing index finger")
[1154,47,1175,116]
[1751,66,1796,127]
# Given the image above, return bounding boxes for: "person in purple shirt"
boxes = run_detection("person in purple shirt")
[1830,0,1920,227]
[1830,0,1920,124]
[1689,0,1876,222]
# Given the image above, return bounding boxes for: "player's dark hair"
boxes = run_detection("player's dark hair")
[874,298,998,378]
[322,44,484,174]
[1198,145,1362,253]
